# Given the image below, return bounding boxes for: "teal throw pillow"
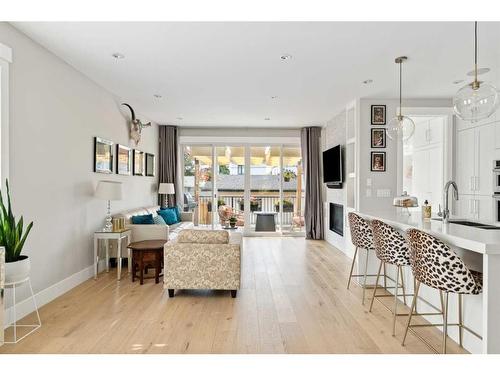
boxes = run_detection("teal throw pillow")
[157,208,179,225]
[172,206,181,222]
[131,214,154,225]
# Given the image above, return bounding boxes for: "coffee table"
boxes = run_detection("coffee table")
[128,240,167,285]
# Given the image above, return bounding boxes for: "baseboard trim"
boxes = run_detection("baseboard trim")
[3,264,95,328]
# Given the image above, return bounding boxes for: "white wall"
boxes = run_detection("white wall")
[322,110,346,251]
[0,23,159,305]
[358,98,451,212]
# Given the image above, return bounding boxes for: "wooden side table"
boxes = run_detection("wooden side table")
[93,229,132,280]
[128,240,167,285]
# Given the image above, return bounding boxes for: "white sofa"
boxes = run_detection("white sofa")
[114,205,194,242]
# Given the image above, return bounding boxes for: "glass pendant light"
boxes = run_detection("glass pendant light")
[387,56,415,142]
[453,22,499,122]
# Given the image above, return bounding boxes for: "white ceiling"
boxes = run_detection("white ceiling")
[11,22,500,128]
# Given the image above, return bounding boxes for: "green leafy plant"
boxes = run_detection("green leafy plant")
[0,180,34,263]
[282,169,297,182]
[275,199,294,212]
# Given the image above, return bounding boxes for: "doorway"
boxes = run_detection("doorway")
[180,143,305,236]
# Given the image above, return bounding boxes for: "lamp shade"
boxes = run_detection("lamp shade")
[159,183,175,195]
[95,180,123,201]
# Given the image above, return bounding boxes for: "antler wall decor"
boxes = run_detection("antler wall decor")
[121,103,151,145]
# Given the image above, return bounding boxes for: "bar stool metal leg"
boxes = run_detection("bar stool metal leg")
[399,266,407,306]
[442,292,449,354]
[393,265,400,336]
[362,248,370,305]
[347,246,358,289]
[402,280,420,347]
[369,260,383,312]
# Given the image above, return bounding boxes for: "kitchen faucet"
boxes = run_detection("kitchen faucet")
[439,180,459,223]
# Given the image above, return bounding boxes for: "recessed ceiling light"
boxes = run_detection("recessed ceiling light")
[264,117,271,121]
[453,79,464,85]
[176,117,183,120]
[112,52,125,59]
[362,79,373,85]
[280,54,292,61]
[153,94,162,99]
[467,67,490,76]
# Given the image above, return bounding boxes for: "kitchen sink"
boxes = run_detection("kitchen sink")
[432,218,500,229]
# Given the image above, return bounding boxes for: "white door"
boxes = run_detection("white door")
[428,117,444,145]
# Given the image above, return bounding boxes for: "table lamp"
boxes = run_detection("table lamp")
[95,180,123,232]
[159,183,175,208]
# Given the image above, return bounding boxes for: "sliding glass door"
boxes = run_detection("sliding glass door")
[181,145,214,228]
[180,143,304,235]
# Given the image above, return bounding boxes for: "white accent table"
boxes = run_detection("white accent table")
[93,229,132,280]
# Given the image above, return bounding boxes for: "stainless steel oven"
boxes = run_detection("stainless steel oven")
[494,160,500,194]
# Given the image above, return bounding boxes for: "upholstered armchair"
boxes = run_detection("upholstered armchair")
[164,229,241,298]
[218,205,244,227]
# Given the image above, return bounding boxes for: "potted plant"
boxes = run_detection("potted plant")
[282,169,297,182]
[229,215,237,228]
[0,180,34,284]
[275,199,294,213]
[239,198,261,212]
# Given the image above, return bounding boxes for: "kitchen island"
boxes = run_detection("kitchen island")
[357,209,500,354]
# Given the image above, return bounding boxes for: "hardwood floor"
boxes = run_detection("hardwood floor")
[0,237,466,354]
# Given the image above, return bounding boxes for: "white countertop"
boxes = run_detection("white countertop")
[358,208,500,255]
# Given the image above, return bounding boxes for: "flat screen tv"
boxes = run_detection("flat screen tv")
[323,145,343,185]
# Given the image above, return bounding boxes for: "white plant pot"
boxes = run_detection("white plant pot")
[5,256,31,284]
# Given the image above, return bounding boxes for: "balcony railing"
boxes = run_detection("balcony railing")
[195,194,304,226]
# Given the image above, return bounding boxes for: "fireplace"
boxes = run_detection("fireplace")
[329,203,344,236]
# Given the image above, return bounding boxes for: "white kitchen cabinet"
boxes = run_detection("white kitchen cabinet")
[413,117,444,149]
[456,194,493,221]
[477,195,494,222]
[456,123,494,196]
[456,194,475,220]
[476,123,495,195]
[456,127,475,195]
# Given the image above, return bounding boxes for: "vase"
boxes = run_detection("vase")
[5,255,31,284]
[230,222,236,228]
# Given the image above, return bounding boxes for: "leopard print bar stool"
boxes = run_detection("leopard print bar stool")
[403,228,483,353]
[347,212,381,305]
[369,219,413,336]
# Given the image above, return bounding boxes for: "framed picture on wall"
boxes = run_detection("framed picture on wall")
[116,144,132,175]
[145,153,155,177]
[371,128,386,148]
[94,137,113,174]
[371,105,386,125]
[133,150,145,176]
[371,152,386,172]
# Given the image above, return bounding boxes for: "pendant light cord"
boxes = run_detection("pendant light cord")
[474,21,478,83]
[399,60,402,117]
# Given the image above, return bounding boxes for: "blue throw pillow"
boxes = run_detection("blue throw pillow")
[157,208,178,225]
[131,214,154,225]
[172,206,181,222]
[153,215,166,225]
